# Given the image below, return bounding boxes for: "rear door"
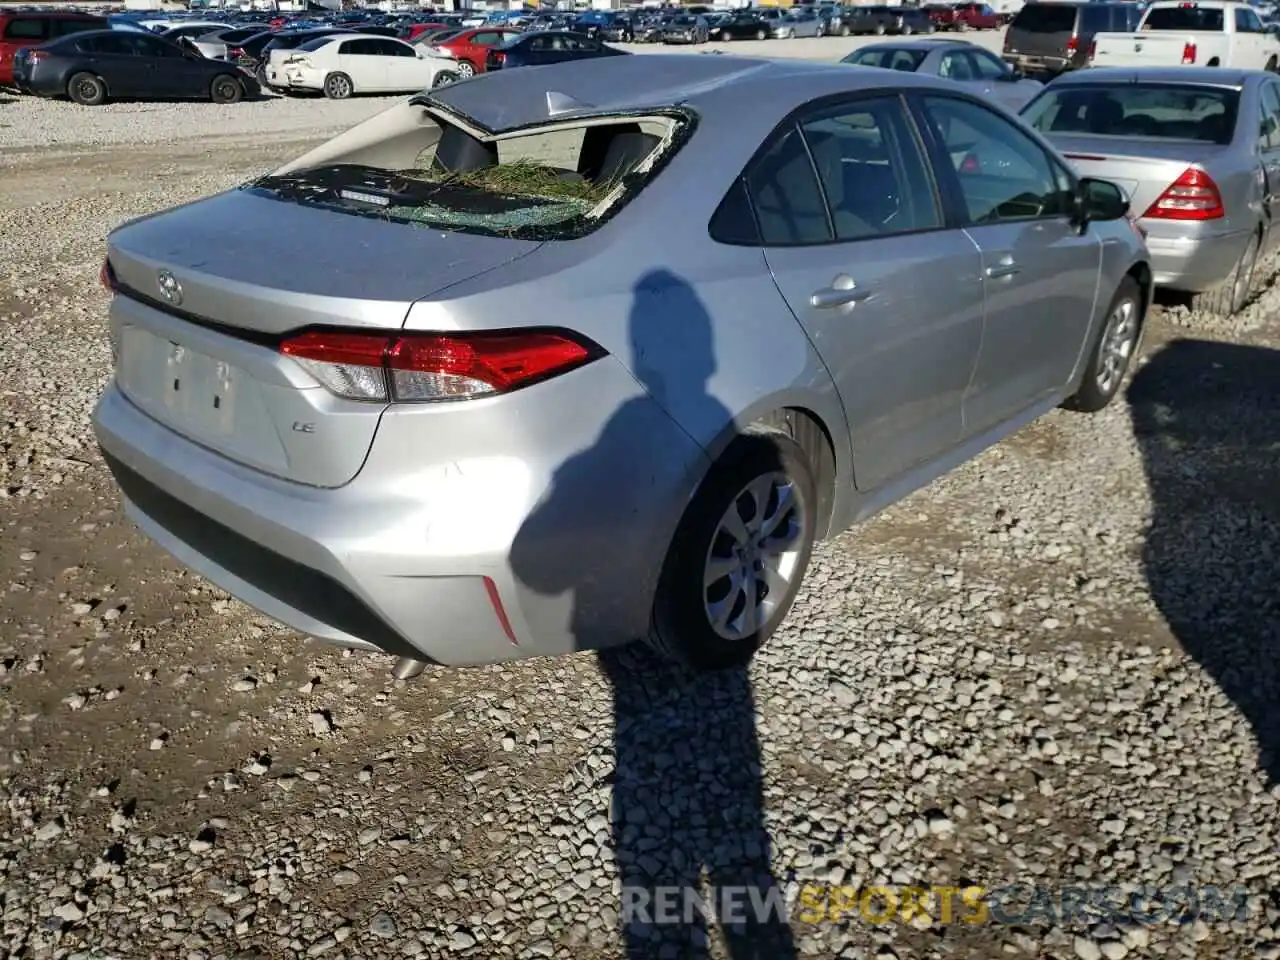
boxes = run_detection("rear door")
[337,37,390,90]
[1258,81,1280,252]
[79,33,152,98]
[913,93,1100,433]
[752,94,985,491]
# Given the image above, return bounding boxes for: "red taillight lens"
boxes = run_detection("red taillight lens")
[1066,35,1078,55]
[99,258,117,294]
[1182,41,1197,64]
[279,330,600,402]
[229,47,244,57]
[1142,167,1224,221]
[1087,40,1096,61]
[493,51,505,62]
[960,152,980,173]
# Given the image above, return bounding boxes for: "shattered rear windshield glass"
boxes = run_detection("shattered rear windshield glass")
[246,112,685,240]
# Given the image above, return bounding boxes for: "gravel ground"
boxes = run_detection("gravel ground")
[2,31,1280,960]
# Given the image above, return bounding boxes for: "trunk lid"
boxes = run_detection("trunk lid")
[107,187,543,488]
[1046,134,1226,218]
[1090,32,1195,68]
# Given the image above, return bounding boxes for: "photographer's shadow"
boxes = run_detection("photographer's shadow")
[510,269,796,959]
[1128,338,1280,785]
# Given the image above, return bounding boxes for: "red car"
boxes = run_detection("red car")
[431,27,520,77]
[0,10,105,86]
[950,2,1002,30]
[400,21,449,42]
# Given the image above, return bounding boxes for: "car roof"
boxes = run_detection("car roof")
[423,52,958,131]
[1051,65,1254,87]
[856,38,977,51]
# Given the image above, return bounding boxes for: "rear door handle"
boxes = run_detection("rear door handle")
[810,277,873,309]
[984,261,1021,280]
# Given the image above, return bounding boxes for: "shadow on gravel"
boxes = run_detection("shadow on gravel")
[510,270,796,959]
[1128,338,1280,786]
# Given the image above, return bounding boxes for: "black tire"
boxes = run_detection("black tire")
[1065,276,1143,413]
[874,22,887,34]
[432,70,459,87]
[67,72,105,106]
[322,71,353,99]
[210,74,243,104]
[956,19,970,31]
[719,29,731,40]
[839,22,851,36]
[755,27,767,39]
[647,430,817,671]
[1188,231,1261,318]
[901,24,914,35]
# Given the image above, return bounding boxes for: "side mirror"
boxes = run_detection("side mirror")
[1077,177,1130,224]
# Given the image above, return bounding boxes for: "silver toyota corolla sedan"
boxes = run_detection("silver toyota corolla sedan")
[1021,66,1274,317]
[93,55,1150,675]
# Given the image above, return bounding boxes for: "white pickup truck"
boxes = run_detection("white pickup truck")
[1089,0,1280,70]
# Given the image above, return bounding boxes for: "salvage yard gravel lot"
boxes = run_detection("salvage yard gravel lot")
[2,32,1280,960]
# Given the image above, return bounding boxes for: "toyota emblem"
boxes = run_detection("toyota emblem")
[157,269,183,306]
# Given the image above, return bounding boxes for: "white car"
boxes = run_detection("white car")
[266,34,460,99]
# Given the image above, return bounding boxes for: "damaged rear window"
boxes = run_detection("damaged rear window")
[246,106,689,240]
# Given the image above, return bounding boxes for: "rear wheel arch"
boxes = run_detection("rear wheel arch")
[738,407,839,539]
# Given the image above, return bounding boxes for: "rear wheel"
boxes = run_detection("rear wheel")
[432,70,459,87]
[755,27,767,39]
[1064,276,1142,413]
[67,72,105,106]
[720,29,731,40]
[901,23,914,34]
[210,74,243,104]
[957,19,969,31]
[874,22,886,34]
[647,430,817,672]
[1189,231,1260,318]
[455,59,476,78]
[839,22,851,35]
[322,72,352,99]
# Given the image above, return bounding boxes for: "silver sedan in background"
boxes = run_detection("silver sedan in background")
[93,56,1149,676]
[841,38,1044,111]
[772,8,825,38]
[1021,66,1275,316]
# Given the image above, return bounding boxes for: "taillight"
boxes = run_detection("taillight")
[99,257,117,294]
[229,46,244,57]
[1182,41,1197,64]
[278,329,601,402]
[1065,35,1078,55]
[492,50,505,63]
[1142,167,1224,221]
[1087,40,1096,62]
[960,152,980,173]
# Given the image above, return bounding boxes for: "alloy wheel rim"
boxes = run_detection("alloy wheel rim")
[1095,299,1136,395]
[78,79,97,100]
[458,62,474,76]
[703,472,807,642]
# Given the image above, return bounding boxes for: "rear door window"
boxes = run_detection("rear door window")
[77,34,134,55]
[3,18,46,40]
[1143,6,1225,30]
[1236,7,1264,32]
[1010,5,1076,32]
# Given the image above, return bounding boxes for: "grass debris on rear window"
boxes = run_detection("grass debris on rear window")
[387,160,612,229]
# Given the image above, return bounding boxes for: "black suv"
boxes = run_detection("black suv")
[1002,1,1142,78]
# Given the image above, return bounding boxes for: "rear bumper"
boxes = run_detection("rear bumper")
[1003,53,1074,75]
[1141,224,1251,293]
[268,65,324,90]
[93,357,707,666]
